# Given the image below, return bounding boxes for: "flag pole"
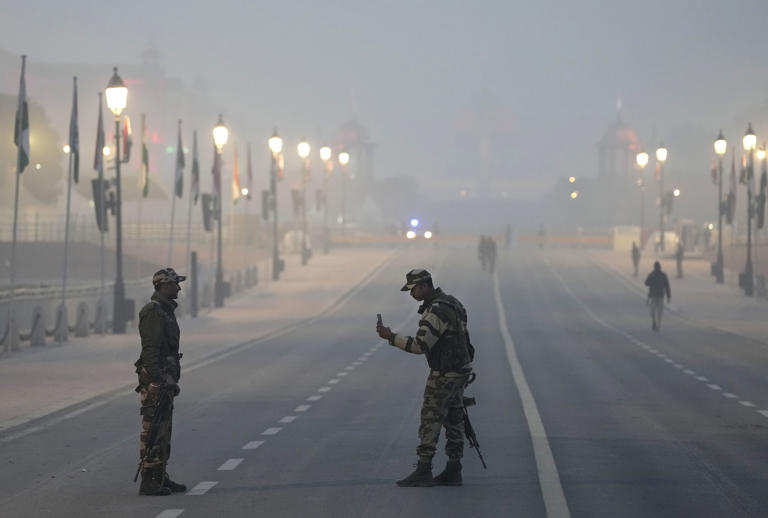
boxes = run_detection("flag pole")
[168,119,182,267]
[184,130,197,288]
[137,112,147,281]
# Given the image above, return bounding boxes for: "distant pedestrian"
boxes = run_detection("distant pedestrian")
[134,268,187,496]
[644,261,671,332]
[487,237,497,273]
[376,269,475,487]
[631,241,641,277]
[675,242,684,279]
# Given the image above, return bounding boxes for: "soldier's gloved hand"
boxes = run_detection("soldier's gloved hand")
[168,383,181,397]
[376,324,393,341]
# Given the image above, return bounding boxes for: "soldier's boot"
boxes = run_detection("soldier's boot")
[434,460,462,486]
[396,461,436,487]
[163,473,187,493]
[139,469,172,496]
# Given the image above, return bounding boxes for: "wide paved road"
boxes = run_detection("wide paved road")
[2,246,768,517]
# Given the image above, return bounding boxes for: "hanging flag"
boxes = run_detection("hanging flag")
[711,158,717,185]
[191,130,200,204]
[246,143,253,200]
[174,120,184,198]
[14,55,30,174]
[69,76,79,183]
[140,113,149,198]
[122,115,132,163]
[232,144,241,205]
[94,94,105,172]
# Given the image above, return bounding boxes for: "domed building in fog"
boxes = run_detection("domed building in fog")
[597,101,639,178]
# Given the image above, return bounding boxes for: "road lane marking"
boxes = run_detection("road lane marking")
[187,482,218,495]
[294,405,311,412]
[707,384,722,391]
[279,416,296,423]
[494,273,571,518]
[722,393,738,399]
[307,395,323,401]
[739,401,756,407]
[758,410,768,418]
[156,511,184,518]
[337,372,348,376]
[318,387,332,392]
[345,366,356,370]
[328,379,340,384]
[683,370,695,375]
[696,376,709,382]
[218,458,244,471]
[262,427,282,435]
[242,441,264,450]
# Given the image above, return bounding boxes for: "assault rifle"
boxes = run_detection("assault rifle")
[462,395,487,469]
[133,387,170,482]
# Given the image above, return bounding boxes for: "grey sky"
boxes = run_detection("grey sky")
[2,0,768,198]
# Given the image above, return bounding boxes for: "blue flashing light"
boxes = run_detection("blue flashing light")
[410,218,419,228]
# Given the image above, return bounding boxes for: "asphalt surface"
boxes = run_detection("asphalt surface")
[2,245,768,518]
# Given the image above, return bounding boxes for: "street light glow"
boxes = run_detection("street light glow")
[268,129,283,155]
[424,231,433,239]
[570,191,579,199]
[241,187,249,196]
[103,146,111,156]
[656,145,668,163]
[758,146,766,161]
[568,176,576,183]
[673,188,681,197]
[320,146,332,162]
[105,67,127,118]
[714,130,727,156]
[297,140,311,159]
[63,144,71,154]
[410,218,419,228]
[636,151,649,168]
[406,230,416,239]
[213,114,228,152]
[743,123,757,151]
[338,151,350,165]
[35,163,41,170]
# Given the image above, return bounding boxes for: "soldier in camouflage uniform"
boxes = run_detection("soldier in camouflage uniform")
[134,268,187,496]
[377,269,474,487]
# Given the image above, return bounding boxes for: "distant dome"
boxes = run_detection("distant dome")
[600,117,639,152]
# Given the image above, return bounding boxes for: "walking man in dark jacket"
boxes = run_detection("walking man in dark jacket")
[134,268,187,496]
[645,261,671,331]
[631,241,641,277]
[376,269,474,487]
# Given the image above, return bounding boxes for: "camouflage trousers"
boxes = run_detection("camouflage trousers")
[417,371,470,463]
[138,385,174,472]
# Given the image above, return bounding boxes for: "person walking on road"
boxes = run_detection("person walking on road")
[675,242,684,279]
[134,268,187,496]
[487,236,497,274]
[645,261,671,332]
[631,241,641,277]
[376,269,474,487]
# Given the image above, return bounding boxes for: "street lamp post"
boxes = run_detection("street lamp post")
[741,123,756,296]
[213,114,229,307]
[319,146,333,254]
[297,139,311,265]
[338,151,350,234]
[713,131,727,284]
[636,151,649,246]
[656,144,668,253]
[105,68,127,333]
[268,130,283,280]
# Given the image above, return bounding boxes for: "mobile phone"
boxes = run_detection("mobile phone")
[377,313,383,326]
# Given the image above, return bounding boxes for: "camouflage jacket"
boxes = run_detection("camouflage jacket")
[135,292,181,384]
[389,288,473,373]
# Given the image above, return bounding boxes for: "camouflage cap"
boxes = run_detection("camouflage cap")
[152,267,186,287]
[400,268,432,291]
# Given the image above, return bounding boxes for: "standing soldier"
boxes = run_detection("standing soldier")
[644,261,671,331]
[631,241,641,277]
[376,269,474,487]
[134,268,187,496]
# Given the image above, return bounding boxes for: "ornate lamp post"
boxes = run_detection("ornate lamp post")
[297,139,311,265]
[655,144,668,253]
[213,114,229,307]
[741,123,757,296]
[105,68,128,333]
[636,151,649,246]
[319,145,333,254]
[338,151,350,234]
[268,130,283,280]
[713,131,727,283]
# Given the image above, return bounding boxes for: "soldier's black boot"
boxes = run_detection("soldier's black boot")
[396,461,436,487]
[139,469,172,496]
[163,473,187,493]
[434,460,462,486]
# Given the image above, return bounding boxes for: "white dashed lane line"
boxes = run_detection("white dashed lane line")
[740,401,756,407]
[156,510,184,518]
[262,427,282,435]
[337,372,348,377]
[242,441,264,450]
[187,481,218,495]
[294,405,311,412]
[328,379,340,384]
[759,410,768,418]
[218,458,244,471]
[279,416,297,423]
[707,384,722,391]
[317,387,332,393]
[722,393,738,399]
